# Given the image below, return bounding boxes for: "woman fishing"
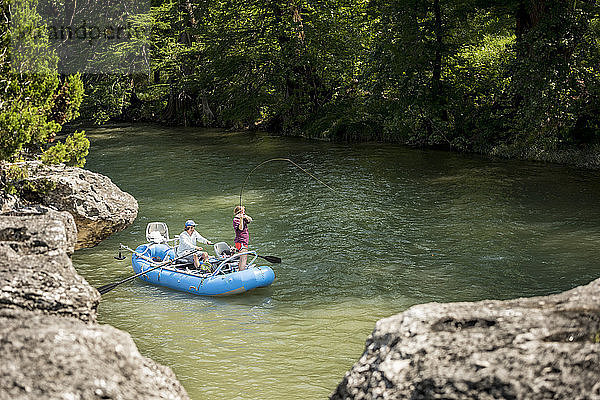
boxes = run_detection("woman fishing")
[234,158,336,271]
[233,205,252,270]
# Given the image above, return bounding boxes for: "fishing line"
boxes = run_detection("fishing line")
[239,158,337,206]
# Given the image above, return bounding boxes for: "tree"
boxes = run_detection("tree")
[75,0,600,153]
[0,0,88,166]
[80,0,370,136]
[367,0,600,151]
[509,0,600,149]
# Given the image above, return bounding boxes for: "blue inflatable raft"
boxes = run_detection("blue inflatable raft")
[131,243,275,296]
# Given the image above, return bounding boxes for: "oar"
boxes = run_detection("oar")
[219,252,281,264]
[96,248,199,295]
[209,251,281,277]
[257,254,281,263]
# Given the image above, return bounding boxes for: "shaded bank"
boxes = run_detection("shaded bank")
[75,2,600,167]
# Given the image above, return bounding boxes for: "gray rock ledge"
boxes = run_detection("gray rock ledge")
[331,279,600,400]
[0,208,189,399]
[0,211,96,322]
[2,162,138,249]
[0,309,188,400]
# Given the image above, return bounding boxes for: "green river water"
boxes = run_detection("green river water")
[72,124,600,399]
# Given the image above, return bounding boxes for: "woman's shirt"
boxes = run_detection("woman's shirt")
[233,215,252,245]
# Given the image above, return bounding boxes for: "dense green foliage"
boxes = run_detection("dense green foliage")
[4,0,600,156]
[0,0,89,166]
[81,0,599,153]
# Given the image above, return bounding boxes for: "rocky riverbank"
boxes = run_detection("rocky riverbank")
[331,278,600,399]
[1,162,138,249]
[0,164,190,399]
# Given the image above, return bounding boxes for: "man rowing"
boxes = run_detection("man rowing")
[177,220,213,269]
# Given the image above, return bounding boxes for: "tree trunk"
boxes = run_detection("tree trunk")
[515,0,546,49]
[431,0,442,103]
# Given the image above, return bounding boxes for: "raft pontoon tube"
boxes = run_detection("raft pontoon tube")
[132,243,275,296]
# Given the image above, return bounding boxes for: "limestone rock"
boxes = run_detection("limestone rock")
[21,162,138,249]
[0,191,18,213]
[0,308,189,400]
[331,278,600,400]
[0,210,189,399]
[0,168,187,399]
[0,206,77,254]
[0,213,98,322]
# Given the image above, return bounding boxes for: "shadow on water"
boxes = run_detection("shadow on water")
[73,124,600,400]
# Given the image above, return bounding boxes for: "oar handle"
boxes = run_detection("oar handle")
[120,244,157,264]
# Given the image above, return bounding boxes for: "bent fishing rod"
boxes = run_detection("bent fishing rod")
[239,158,338,206]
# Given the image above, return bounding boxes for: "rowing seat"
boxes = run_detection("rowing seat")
[214,242,233,259]
[146,222,170,243]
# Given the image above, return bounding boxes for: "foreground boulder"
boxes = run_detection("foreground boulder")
[0,309,189,400]
[0,213,190,399]
[4,162,138,249]
[332,279,600,399]
[0,210,96,322]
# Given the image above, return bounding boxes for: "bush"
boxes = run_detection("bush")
[41,131,90,167]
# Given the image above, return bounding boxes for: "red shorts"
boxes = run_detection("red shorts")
[234,242,248,251]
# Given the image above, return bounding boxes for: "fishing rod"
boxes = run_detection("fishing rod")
[239,158,337,206]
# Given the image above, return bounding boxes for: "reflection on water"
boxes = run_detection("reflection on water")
[73,125,600,399]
